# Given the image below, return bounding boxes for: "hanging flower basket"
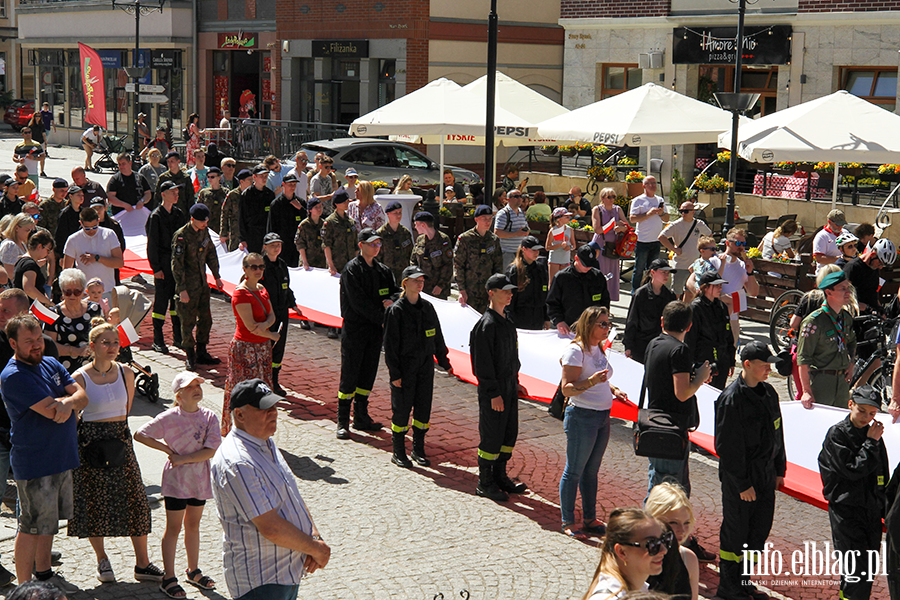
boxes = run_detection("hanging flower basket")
[540,145,558,156]
[558,145,576,157]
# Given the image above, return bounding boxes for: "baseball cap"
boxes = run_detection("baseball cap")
[485,273,516,291]
[89,197,106,208]
[236,169,252,181]
[739,341,780,364]
[345,168,358,178]
[385,201,402,213]
[445,186,455,192]
[251,164,268,175]
[818,270,847,290]
[282,173,299,184]
[401,265,425,280]
[263,232,282,245]
[156,125,166,132]
[307,197,321,210]
[413,211,434,223]
[574,245,599,269]
[67,185,83,196]
[552,207,572,219]
[851,384,881,408]
[358,228,381,244]
[160,181,183,193]
[230,378,281,411]
[827,209,847,227]
[649,258,675,272]
[165,150,181,161]
[0,174,12,187]
[332,187,351,205]
[207,166,222,176]
[521,236,544,250]
[190,203,211,221]
[52,178,68,189]
[698,271,727,286]
[473,205,492,218]
[171,371,203,395]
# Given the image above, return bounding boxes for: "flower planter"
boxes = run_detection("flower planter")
[697,191,726,208]
[626,182,644,198]
[816,174,834,188]
[528,221,550,238]
[841,167,863,177]
[541,147,558,156]
[559,149,576,158]
[578,148,593,157]
[573,228,595,243]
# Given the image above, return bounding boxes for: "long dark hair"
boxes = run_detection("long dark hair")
[582,508,662,600]
[513,245,530,291]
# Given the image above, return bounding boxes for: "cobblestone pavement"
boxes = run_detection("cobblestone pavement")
[0,131,878,599]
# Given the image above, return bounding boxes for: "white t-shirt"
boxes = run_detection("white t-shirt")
[629,194,666,243]
[284,168,309,200]
[587,574,648,600]
[761,231,792,260]
[63,228,120,291]
[660,217,711,268]
[710,254,749,296]
[560,342,614,411]
[812,227,847,274]
[0,239,25,267]
[82,128,101,145]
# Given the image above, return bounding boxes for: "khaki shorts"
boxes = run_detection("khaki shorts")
[17,470,73,535]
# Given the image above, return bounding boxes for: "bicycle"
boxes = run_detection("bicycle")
[849,313,898,411]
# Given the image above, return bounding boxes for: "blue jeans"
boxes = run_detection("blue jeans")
[631,241,661,290]
[647,442,691,502]
[560,405,611,526]
[238,584,299,600]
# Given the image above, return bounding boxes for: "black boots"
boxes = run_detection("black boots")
[494,457,528,494]
[171,315,182,347]
[335,399,352,440]
[716,559,753,600]
[352,397,383,431]
[272,368,287,397]
[185,347,197,370]
[151,319,168,354]
[196,343,220,365]
[410,428,430,467]
[475,457,509,502]
[391,431,413,468]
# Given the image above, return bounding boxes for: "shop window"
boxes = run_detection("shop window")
[0,0,7,19]
[393,147,430,169]
[378,59,395,107]
[842,67,897,111]
[599,64,641,100]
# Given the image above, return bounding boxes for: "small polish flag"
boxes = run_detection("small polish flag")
[118,319,140,348]
[602,219,616,235]
[191,170,201,194]
[30,301,58,325]
[29,189,38,201]
[603,326,618,352]
[731,290,748,313]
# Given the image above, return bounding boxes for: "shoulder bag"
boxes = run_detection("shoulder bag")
[632,379,691,460]
[81,367,129,469]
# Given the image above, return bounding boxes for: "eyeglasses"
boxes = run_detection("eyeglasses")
[700,246,717,251]
[63,289,83,297]
[679,209,694,214]
[365,240,383,247]
[730,240,747,247]
[596,321,611,329]
[620,531,675,556]
[96,338,120,347]
[246,264,264,271]
[82,225,99,231]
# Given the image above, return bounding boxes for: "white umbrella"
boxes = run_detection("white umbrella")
[718,90,900,208]
[536,82,737,146]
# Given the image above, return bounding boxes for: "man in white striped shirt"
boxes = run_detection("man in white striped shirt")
[211,379,331,600]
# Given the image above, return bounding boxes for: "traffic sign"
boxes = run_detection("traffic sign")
[138,94,169,104]
[125,83,135,92]
[126,84,167,94]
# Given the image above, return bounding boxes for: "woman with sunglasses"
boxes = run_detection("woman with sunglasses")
[348,180,386,232]
[581,507,671,599]
[220,253,280,436]
[47,268,103,373]
[591,187,629,302]
[0,213,34,282]
[560,306,627,539]
[645,482,700,600]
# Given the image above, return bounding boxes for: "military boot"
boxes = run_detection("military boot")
[352,397,383,431]
[335,399,352,440]
[410,427,430,467]
[494,456,528,494]
[475,457,508,501]
[185,347,197,370]
[196,343,220,365]
[391,431,413,468]
[271,368,287,397]
[151,319,168,354]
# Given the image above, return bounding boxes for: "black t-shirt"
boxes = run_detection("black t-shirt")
[844,257,880,311]
[107,171,145,214]
[644,332,697,423]
[13,255,43,292]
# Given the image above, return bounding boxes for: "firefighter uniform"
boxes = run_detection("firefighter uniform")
[172,215,221,367]
[797,305,857,407]
[411,231,453,300]
[220,186,243,252]
[196,187,226,235]
[454,226,503,313]
[376,221,413,284]
[239,182,275,254]
[261,233,296,394]
[155,169,194,215]
[504,255,549,330]
[295,215,327,269]
[146,200,186,352]
[266,192,306,268]
[685,293,735,390]
[546,263,611,331]
[321,211,358,273]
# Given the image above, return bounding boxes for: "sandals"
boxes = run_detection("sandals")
[185,568,216,590]
[160,577,187,599]
[582,520,607,536]
[562,524,587,540]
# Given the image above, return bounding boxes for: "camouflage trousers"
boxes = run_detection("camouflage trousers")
[466,289,489,314]
[176,286,211,349]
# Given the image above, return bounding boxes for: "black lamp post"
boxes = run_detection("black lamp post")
[113,0,164,164]
[483,0,498,194]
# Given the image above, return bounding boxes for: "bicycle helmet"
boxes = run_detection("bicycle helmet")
[874,238,897,266]
[835,232,859,248]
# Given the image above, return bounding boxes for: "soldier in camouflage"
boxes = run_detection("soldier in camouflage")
[454,204,503,313]
[296,197,327,270]
[376,201,413,284]
[219,169,251,252]
[39,178,69,238]
[172,203,224,369]
[322,187,357,276]
[410,211,453,299]
[195,166,227,234]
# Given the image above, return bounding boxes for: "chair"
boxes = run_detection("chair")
[777,214,797,226]
[747,215,769,239]
[650,158,664,197]
[708,207,727,235]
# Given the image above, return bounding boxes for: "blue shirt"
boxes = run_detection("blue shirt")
[1,356,78,480]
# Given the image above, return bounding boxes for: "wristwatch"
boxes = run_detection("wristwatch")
[95,254,100,262]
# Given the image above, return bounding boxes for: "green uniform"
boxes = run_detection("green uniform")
[321,211,358,273]
[196,187,227,234]
[219,187,242,252]
[411,231,453,299]
[797,305,857,408]
[172,222,220,350]
[454,226,503,313]
[376,222,413,284]
[38,196,66,238]
[295,217,327,269]
[155,169,194,215]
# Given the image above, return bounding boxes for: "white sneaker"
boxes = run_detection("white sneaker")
[98,558,116,583]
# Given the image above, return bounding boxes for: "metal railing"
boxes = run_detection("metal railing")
[225,118,350,161]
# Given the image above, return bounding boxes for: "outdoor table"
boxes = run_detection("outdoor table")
[544,192,570,208]
[375,194,422,232]
[752,173,830,200]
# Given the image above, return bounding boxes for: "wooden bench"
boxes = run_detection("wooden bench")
[744,255,815,323]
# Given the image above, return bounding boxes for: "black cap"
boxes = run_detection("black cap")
[236,169,252,181]
[649,258,675,272]
[0,174,11,187]
[67,185,83,196]
[358,228,381,243]
[698,271,727,286]
[190,203,210,221]
[385,201,402,213]
[89,197,106,208]
[851,384,881,408]
[251,164,268,175]
[156,125,166,131]
[160,180,183,193]
[413,211,434,223]
[332,187,351,205]
[739,341,780,364]
[307,197,321,210]
[165,150,180,161]
[521,236,543,250]
[230,378,281,411]
[473,205,492,218]
[282,173,299,183]
[52,178,68,189]
[207,166,222,175]
[574,244,599,269]
[401,266,425,280]
[263,232,282,245]
[486,273,516,291]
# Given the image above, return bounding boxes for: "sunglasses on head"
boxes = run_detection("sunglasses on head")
[620,530,675,556]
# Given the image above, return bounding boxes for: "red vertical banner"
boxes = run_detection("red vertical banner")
[78,42,107,129]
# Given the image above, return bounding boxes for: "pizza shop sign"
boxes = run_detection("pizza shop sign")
[218,32,258,50]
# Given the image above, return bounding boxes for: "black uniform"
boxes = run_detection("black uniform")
[714,375,786,598]
[267,193,306,268]
[383,296,451,433]
[504,257,549,330]
[261,253,296,374]
[624,283,677,364]
[819,415,889,600]
[239,184,275,254]
[545,265,610,330]
[884,462,900,599]
[54,202,84,260]
[146,204,187,344]
[684,294,734,389]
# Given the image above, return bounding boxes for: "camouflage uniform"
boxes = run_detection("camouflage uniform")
[38,196,66,238]
[219,187,242,252]
[454,227,503,313]
[376,222,413,284]
[321,211,358,273]
[295,216,327,269]
[411,231,453,299]
[172,222,220,350]
[155,169,195,215]
[196,187,227,235]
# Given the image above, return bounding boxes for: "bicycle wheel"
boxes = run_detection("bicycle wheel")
[786,373,796,402]
[863,365,893,411]
[772,290,803,312]
[769,304,796,353]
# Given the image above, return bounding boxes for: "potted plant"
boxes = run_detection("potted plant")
[540,145,558,156]
[569,220,595,243]
[587,165,617,182]
[618,156,638,167]
[774,161,795,175]
[694,173,727,206]
[623,170,644,197]
[814,162,835,187]
[575,142,593,157]
[558,145,576,158]
[878,164,900,183]
[527,212,550,237]
[840,162,865,177]
[592,144,610,159]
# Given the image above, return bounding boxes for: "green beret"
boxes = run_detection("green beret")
[818,270,847,290]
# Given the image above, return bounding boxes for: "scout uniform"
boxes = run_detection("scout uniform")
[196,187,227,235]
[376,221,413,284]
[321,209,358,274]
[411,229,453,300]
[220,186,242,252]
[155,168,194,215]
[454,225,503,313]
[296,215,326,269]
[796,303,856,408]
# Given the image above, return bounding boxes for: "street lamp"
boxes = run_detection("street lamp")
[113,0,164,164]
[483,0,498,194]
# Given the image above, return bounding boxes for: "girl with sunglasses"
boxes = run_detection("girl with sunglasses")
[560,306,627,539]
[221,252,280,436]
[645,483,700,600]
[581,507,671,599]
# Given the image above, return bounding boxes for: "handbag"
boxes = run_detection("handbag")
[632,380,691,460]
[548,383,567,421]
[602,241,619,259]
[82,438,128,469]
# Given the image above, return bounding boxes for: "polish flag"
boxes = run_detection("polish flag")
[29,189,38,201]
[732,290,748,313]
[191,170,201,194]
[118,319,140,347]
[30,301,58,325]
[603,327,618,352]
[602,219,616,235]
[551,226,566,243]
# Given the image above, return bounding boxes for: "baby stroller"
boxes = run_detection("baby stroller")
[93,134,131,174]
[111,285,160,403]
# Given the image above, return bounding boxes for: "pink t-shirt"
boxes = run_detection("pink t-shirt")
[136,406,221,500]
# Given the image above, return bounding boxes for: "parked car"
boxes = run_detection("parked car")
[284,138,481,190]
[4,99,35,131]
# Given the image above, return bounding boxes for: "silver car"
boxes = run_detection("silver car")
[286,138,481,189]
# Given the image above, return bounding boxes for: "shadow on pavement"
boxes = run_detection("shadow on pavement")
[279,449,349,485]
